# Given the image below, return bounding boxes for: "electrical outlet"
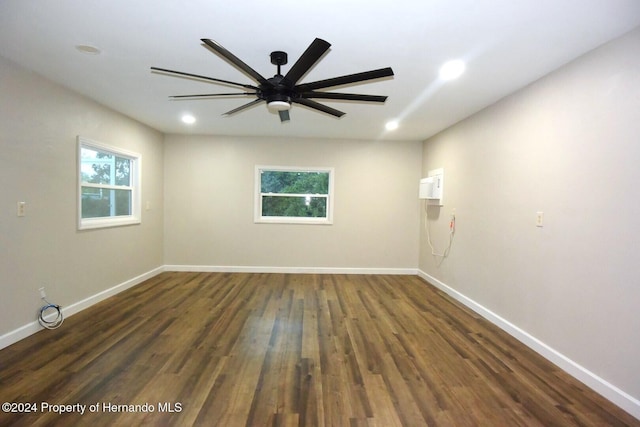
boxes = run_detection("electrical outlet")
[39,287,46,299]
[17,202,26,217]
[536,211,544,227]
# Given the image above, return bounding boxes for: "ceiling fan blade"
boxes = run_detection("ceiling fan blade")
[283,38,331,85]
[222,99,264,116]
[278,110,290,122]
[201,39,271,87]
[169,92,256,99]
[296,67,394,92]
[150,67,258,90]
[293,98,345,118]
[301,92,388,102]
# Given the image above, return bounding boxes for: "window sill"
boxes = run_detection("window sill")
[78,216,141,230]
[255,217,333,225]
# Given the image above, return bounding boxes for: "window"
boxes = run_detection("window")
[255,166,334,224]
[77,137,141,230]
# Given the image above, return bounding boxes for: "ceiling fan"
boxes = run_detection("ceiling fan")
[151,38,394,122]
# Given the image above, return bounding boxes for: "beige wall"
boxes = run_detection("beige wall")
[420,28,640,411]
[0,56,164,339]
[164,134,422,270]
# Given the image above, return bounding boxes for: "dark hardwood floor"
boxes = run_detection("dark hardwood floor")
[0,272,637,426]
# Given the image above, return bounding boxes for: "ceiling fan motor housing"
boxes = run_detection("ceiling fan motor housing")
[263,74,295,110]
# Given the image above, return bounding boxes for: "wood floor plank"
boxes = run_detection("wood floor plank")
[1,272,638,426]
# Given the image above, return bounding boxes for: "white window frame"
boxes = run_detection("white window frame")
[77,136,142,230]
[255,165,334,225]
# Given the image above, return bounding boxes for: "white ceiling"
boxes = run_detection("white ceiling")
[2,1,640,141]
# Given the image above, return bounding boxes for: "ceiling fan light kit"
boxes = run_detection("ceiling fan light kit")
[151,38,393,122]
[267,100,291,112]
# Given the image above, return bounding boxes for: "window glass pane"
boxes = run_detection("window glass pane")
[262,195,327,218]
[115,156,131,186]
[81,187,132,218]
[80,147,112,184]
[261,170,329,194]
[80,148,131,186]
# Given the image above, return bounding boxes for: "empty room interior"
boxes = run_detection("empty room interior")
[2,1,640,425]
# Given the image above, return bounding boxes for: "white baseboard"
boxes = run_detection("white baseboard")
[0,266,164,350]
[164,264,418,275]
[417,269,640,420]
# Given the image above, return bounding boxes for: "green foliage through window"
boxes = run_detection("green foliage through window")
[257,168,333,223]
[261,171,329,194]
[262,195,327,218]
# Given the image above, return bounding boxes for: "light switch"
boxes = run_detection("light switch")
[17,202,26,217]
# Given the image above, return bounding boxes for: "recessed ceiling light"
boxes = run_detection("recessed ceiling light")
[439,60,465,81]
[75,44,101,55]
[385,120,399,131]
[181,114,196,124]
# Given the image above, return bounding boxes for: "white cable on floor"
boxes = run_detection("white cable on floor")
[38,298,64,329]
